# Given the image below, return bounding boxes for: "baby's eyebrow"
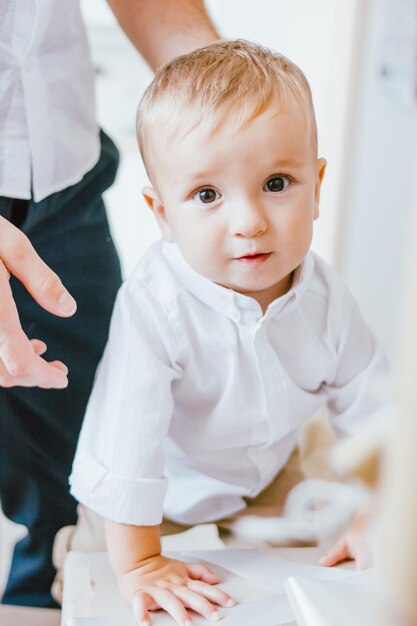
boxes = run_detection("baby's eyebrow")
[270,158,305,169]
[171,159,307,192]
[173,172,214,188]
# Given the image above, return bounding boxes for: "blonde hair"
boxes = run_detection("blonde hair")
[137,39,317,176]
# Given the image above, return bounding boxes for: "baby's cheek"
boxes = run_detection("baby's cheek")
[290,210,314,237]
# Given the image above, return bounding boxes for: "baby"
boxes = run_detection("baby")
[67,40,388,624]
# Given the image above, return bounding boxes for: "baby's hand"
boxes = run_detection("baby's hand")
[118,554,236,626]
[318,510,371,570]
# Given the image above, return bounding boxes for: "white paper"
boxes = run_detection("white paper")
[183,550,357,593]
[68,593,293,626]
[284,574,380,626]
[63,549,375,626]
[62,551,292,626]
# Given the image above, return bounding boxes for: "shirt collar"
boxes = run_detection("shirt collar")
[161,241,314,322]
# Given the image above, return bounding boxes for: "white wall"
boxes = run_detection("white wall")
[337,0,417,360]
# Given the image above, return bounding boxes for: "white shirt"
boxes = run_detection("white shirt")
[0,0,99,202]
[70,241,389,526]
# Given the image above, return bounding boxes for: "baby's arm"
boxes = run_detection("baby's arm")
[319,284,389,569]
[105,520,236,625]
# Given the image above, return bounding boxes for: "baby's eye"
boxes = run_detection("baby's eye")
[193,188,221,204]
[264,175,291,193]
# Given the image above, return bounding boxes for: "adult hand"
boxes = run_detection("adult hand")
[0,216,77,388]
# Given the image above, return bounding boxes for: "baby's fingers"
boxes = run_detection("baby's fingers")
[174,586,222,622]
[148,588,193,626]
[319,537,350,567]
[351,539,371,571]
[132,590,153,626]
[187,579,236,608]
[186,562,219,584]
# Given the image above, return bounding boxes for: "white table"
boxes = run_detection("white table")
[65,546,355,626]
[0,547,354,626]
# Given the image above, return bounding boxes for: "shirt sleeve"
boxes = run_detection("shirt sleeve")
[325,286,392,436]
[69,280,182,525]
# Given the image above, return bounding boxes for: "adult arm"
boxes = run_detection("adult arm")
[107,0,220,70]
[0,216,76,388]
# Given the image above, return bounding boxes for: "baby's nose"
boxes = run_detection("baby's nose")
[229,202,267,238]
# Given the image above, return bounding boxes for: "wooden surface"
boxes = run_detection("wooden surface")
[0,605,60,626]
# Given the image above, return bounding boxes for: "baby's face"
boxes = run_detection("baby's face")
[144,102,326,311]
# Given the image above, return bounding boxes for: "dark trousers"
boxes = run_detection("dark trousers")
[0,131,122,607]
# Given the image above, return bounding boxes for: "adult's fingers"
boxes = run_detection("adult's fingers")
[30,339,47,355]
[0,334,69,388]
[0,356,69,387]
[0,263,68,388]
[0,264,33,375]
[0,217,76,317]
[186,562,219,584]
[0,340,43,377]
[0,330,68,388]
[50,361,69,374]
[0,339,55,385]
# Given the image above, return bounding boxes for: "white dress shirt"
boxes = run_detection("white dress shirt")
[70,241,389,526]
[0,0,99,202]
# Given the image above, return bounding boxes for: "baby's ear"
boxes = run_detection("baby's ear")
[142,186,174,242]
[313,158,327,220]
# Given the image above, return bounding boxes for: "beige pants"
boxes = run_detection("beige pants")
[52,409,338,602]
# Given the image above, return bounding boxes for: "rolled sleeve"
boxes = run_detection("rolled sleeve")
[69,280,182,525]
[70,456,168,525]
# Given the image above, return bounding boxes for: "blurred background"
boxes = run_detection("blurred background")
[1,0,417,598]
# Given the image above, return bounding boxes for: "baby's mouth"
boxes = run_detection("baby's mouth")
[234,252,271,267]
